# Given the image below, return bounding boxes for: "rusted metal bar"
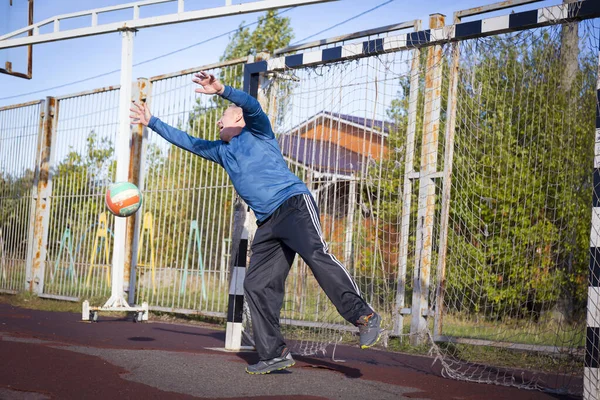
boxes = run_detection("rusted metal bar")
[26,0,33,78]
[24,100,46,293]
[28,97,58,294]
[454,0,543,21]
[0,99,42,112]
[149,305,226,319]
[54,85,121,100]
[38,293,79,302]
[0,0,33,79]
[436,335,584,355]
[394,20,422,337]
[126,78,152,303]
[150,57,248,82]
[410,14,445,346]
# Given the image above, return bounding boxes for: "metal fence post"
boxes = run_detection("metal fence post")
[225,54,261,350]
[225,199,248,350]
[394,20,422,337]
[410,14,445,346]
[27,97,57,294]
[24,99,45,293]
[344,175,357,268]
[103,28,135,308]
[126,78,152,304]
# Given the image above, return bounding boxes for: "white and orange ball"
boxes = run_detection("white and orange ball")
[105,182,142,217]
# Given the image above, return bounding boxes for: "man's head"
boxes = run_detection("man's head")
[218,105,245,142]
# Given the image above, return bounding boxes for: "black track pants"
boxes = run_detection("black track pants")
[243,193,373,360]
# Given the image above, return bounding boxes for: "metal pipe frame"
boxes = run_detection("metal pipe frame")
[102,29,135,309]
[454,0,544,22]
[410,13,445,346]
[0,0,337,50]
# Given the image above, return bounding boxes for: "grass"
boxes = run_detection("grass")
[0,291,225,329]
[0,262,27,292]
[387,336,433,355]
[434,341,583,375]
[441,314,585,347]
[0,291,82,313]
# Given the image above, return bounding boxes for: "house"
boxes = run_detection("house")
[278,111,393,177]
[277,111,397,268]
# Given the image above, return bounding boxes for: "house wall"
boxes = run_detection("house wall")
[299,122,388,161]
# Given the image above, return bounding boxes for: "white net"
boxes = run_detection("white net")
[432,20,600,394]
[258,17,600,395]
[263,42,417,356]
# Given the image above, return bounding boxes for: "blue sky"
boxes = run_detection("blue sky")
[0,0,561,108]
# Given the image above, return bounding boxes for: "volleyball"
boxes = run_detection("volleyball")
[105,182,142,217]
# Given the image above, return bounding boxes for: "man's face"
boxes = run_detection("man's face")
[217,106,243,142]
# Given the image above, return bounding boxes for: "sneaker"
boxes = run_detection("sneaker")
[357,313,382,349]
[245,348,295,375]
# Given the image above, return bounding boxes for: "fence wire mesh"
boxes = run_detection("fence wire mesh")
[134,62,245,316]
[43,89,120,300]
[0,102,41,293]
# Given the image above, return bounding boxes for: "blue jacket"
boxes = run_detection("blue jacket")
[147,85,310,223]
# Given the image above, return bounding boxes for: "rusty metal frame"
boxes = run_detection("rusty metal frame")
[54,85,121,101]
[409,14,446,346]
[454,0,544,22]
[0,99,41,112]
[0,0,33,79]
[149,57,249,82]
[126,78,152,305]
[22,99,45,293]
[394,20,423,337]
[27,96,57,294]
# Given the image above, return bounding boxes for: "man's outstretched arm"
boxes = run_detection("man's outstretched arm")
[130,102,222,164]
[192,71,274,140]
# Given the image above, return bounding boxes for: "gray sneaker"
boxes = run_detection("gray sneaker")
[357,313,382,349]
[245,348,295,375]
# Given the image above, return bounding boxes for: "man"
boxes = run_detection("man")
[130,71,382,374]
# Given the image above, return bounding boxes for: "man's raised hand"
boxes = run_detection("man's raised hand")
[130,102,152,126]
[192,71,225,95]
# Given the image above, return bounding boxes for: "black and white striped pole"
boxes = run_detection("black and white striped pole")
[224,56,269,351]
[586,31,600,400]
[225,218,248,350]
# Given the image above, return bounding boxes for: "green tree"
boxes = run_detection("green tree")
[136,12,296,302]
[375,30,596,321]
[45,131,116,295]
[445,32,595,320]
[221,10,293,61]
[189,9,295,122]
[0,169,35,264]
[364,49,448,305]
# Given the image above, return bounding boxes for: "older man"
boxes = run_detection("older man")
[130,71,382,374]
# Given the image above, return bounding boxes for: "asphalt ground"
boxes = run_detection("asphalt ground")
[0,304,580,399]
